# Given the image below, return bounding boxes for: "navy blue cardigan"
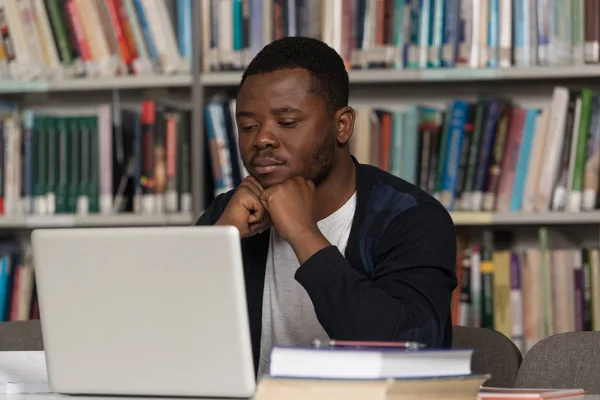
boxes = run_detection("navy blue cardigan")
[196,159,458,374]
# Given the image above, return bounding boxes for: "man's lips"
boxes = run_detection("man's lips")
[252,157,285,175]
[254,165,282,174]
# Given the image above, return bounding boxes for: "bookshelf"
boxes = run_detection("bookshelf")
[0,0,202,233]
[0,0,203,322]
[194,0,600,359]
[1,0,599,353]
[2,2,600,224]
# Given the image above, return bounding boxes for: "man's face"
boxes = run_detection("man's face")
[235,68,338,188]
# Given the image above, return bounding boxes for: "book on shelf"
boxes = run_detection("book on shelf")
[201,0,598,73]
[0,0,191,82]
[0,240,37,323]
[0,99,192,218]
[348,88,600,214]
[453,226,600,355]
[204,86,600,214]
[204,95,249,198]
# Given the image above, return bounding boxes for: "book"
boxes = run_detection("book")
[479,387,586,399]
[268,345,474,380]
[255,374,489,400]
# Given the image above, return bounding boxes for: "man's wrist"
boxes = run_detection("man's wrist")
[214,216,231,228]
[289,225,331,264]
[215,216,244,236]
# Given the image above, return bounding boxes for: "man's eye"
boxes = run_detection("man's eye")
[241,125,257,132]
[279,121,298,128]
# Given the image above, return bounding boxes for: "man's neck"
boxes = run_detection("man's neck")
[314,155,357,221]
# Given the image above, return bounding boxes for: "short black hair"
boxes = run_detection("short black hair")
[239,37,349,111]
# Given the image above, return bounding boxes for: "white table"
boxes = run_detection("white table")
[0,396,242,400]
[0,394,598,400]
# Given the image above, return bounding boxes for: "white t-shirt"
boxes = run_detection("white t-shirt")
[256,192,357,378]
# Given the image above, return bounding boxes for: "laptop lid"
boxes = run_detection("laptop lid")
[31,225,255,398]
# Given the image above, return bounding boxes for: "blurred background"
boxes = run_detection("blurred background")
[0,0,596,357]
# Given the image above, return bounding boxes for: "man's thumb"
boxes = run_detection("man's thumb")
[258,190,270,205]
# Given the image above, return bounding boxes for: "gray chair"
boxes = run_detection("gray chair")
[0,320,43,351]
[515,331,600,394]
[452,326,523,388]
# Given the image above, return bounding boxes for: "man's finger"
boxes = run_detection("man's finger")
[249,218,271,234]
[248,204,267,223]
[241,195,263,214]
[240,181,261,197]
[258,196,269,211]
[244,176,264,192]
[259,188,271,203]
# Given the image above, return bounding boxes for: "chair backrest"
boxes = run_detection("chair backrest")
[452,326,522,388]
[0,320,43,351]
[515,331,600,394]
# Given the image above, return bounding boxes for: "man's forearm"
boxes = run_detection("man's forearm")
[294,246,447,347]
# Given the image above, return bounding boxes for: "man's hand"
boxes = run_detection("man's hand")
[259,177,330,263]
[215,176,272,238]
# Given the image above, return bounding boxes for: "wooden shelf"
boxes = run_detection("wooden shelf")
[0,74,192,94]
[0,213,194,229]
[200,65,600,87]
[451,211,600,226]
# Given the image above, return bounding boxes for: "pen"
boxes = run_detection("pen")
[311,339,426,350]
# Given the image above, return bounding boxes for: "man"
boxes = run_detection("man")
[196,37,457,378]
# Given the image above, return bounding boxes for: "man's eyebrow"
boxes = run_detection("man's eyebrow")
[270,107,302,114]
[236,107,302,119]
[236,111,255,118]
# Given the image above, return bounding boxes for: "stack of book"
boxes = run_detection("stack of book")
[255,342,486,400]
[254,341,587,399]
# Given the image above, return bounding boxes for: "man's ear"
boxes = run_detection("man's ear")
[336,106,355,145]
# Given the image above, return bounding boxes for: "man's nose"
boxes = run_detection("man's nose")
[253,126,279,149]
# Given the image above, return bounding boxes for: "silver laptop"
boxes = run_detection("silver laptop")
[31,225,255,398]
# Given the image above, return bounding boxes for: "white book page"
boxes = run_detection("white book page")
[0,351,48,390]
